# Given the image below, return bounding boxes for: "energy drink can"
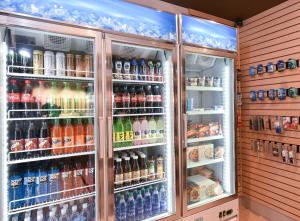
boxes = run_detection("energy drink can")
[56,52,66,76]
[33,50,44,75]
[44,51,55,76]
[66,54,75,76]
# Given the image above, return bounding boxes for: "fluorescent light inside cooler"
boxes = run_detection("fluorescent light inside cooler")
[222,59,235,194]
[1,42,8,221]
[164,52,176,213]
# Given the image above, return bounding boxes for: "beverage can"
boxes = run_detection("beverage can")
[75,54,83,77]
[278,88,286,100]
[66,54,75,76]
[33,50,44,75]
[266,62,275,73]
[56,52,66,76]
[84,55,93,77]
[257,64,264,75]
[44,51,55,76]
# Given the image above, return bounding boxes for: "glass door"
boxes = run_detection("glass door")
[183,50,236,212]
[106,36,177,221]
[1,26,99,221]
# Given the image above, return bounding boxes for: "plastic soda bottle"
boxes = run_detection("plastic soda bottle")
[35,165,48,203]
[114,117,124,148]
[85,118,94,151]
[116,194,126,221]
[124,117,133,146]
[132,117,141,145]
[63,119,75,154]
[48,162,60,201]
[23,163,36,206]
[59,208,70,221]
[74,118,85,153]
[9,167,24,209]
[140,117,149,145]
[156,117,164,143]
[148,116,157,144]
[51,119,63,155]
[135,190,144,221]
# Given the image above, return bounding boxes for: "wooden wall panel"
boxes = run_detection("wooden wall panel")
[239,0,300,220]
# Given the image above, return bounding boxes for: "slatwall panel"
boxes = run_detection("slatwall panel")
[239,0,300,220]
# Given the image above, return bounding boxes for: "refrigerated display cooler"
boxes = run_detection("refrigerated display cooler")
[104,34,180,221]
[181,46,237,219]
[0,26,102,221]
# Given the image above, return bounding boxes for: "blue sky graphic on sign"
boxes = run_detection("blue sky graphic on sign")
[0,0,177,41]
[182,15,237,51]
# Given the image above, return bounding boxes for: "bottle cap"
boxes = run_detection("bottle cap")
[133,155,138,159]
[37,214,43,221]
[24,80,31,84]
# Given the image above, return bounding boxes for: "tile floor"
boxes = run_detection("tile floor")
[239,205,269,221]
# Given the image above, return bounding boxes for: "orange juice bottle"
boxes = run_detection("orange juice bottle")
[51,119,63,155]
[85,118,94,151]
[63,118,75,154]
[74,118,85,152]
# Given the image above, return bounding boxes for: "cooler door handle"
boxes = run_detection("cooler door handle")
[183,113,187,148]
[98,117,105,160]
[107,116,113,158]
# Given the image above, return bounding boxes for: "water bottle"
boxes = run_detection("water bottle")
[126,192,135,221]
[60,208,70,221]
[143,188,152,218]
[159,185,167,212]
[80,203,90,221]
[10,215,19,221]
[48,211,58,221]
[135,190,144,221]
[152,186,160,215]
[88,198,95,221]
[70,205,81,221]
[24,217,31,221]
[116,194,126,221]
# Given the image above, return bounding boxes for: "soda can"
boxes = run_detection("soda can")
[187,98,194,111]
[205,76,214,87]
[258,90,265,101]
[123,60,131,80]
[268,89,276,100]
[213,77,221,87]
[84,55,93,78]
[257,64,264,75]
[197,76,205,86]
[114,59,123,79]
[75,55,83,77]
[33,50,44,75]
[287,87,298,98]
[276,60,285,72]
[44,51,55,76]
[278,88,286,100]
[250,91,257,101]
[249,66,256,77]
[287,59,297,69]
[66,54,75,76]
[266,62,275,73]
[56,52,66,76]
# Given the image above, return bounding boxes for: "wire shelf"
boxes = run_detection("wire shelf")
[113,142,166,151]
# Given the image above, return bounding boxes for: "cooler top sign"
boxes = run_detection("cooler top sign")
[182,15,237,52]
[0,0,177,42]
